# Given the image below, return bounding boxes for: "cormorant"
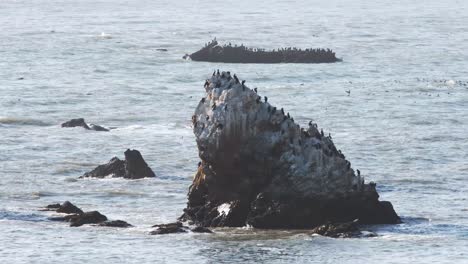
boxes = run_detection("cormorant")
[212,103,216,110]
[212,70,215,76]
[201,98,206,103]
[287,112,290,118]
[198,161,201,167]
[281,108,284,114]
[254,88,258,93]
[320,129,324,137]
[309,121,312,126]
[216,69,220,76]
[272,107,276,113]
[234,74,239,83]
[329,133,332,139]
[357,169,361,177]
[206,116,209,121]
[256,96,261,103]
[264,96,268,102]
[204,80,209,87]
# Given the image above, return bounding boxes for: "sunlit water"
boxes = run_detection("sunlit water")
[1,0,468,263]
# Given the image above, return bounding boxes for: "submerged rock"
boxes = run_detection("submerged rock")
[150,222,187,235]
[180,71,401,229]
[61,118,109,131]
[311,219,360,238]
[190,226,213,233]
[80,149,156,179]
[187,39,340,64]
[98,220,133,228]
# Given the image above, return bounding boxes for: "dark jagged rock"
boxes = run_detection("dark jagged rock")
[150,222,187,235]
[56,201,84,215]
[124,149,156,179]
[180,71,401,230]
[48,214,77,222]
[98,220,133,228]
[80,149,156,179]
[61,118,109,131]
[81,157,126,178]
[69,211,108,227]
[191,226,213,233]
[187,39,340,64]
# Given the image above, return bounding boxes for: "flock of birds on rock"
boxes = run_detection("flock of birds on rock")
[190,39,338,63]
[193,70,367,188]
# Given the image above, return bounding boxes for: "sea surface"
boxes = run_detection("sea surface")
[1,0,468,263]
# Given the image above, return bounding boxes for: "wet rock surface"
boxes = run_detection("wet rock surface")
[187,39,340,64]
[310,219,361,238]
[150,222,187,235]
[61,118,109,131]
[42,201,132,228]
[80,149,156,179]
[69,211,108,227]
[98,220,133,228]
[180,71,401,229]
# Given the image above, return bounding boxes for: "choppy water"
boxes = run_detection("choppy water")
[1,0,468,263]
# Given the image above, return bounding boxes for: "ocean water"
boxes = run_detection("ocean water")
[1,0,468,263]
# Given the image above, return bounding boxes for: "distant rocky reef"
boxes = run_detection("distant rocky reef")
[185,39,340,63]
[180,71,400,229]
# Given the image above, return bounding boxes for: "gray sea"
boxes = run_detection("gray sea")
[1,0,468,263]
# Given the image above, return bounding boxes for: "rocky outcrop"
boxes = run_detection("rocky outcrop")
[43,201,131,228]
[80,149,156,179]
[186,39,340,63]
[61,118,109,131]
[180,71,400,229]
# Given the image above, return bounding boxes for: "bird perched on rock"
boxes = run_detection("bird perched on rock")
[234,74,239,83]
[256,96,261,103]
[204,80,209,88]
[212,103,216,110]
[254,88,258,93]
[321,129,324,137]
[357,169,360,177]
[216,69,220,76]
[264,96,268,102]
[281,108,284,115]
[201,98,206,103]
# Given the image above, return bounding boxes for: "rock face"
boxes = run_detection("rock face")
[61,118,109,131]
[187,39,340,64]
[80,149,156,179]
[180,71,401,229]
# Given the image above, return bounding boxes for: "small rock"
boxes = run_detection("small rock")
[69,211,108,227]
[311,219,361,238]
[80,157,126,178]
[98,220,133,228]
[150,222,187,235]
[56,201,84,215]
[61,118,109,132]
[191,226,213,233]
[61,118,90,129]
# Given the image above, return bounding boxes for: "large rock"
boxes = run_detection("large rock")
[61,118,109,131]
[80,149,156,179]
[187,39,340,63]
[180,71,401,229]
[69,211,108,227]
